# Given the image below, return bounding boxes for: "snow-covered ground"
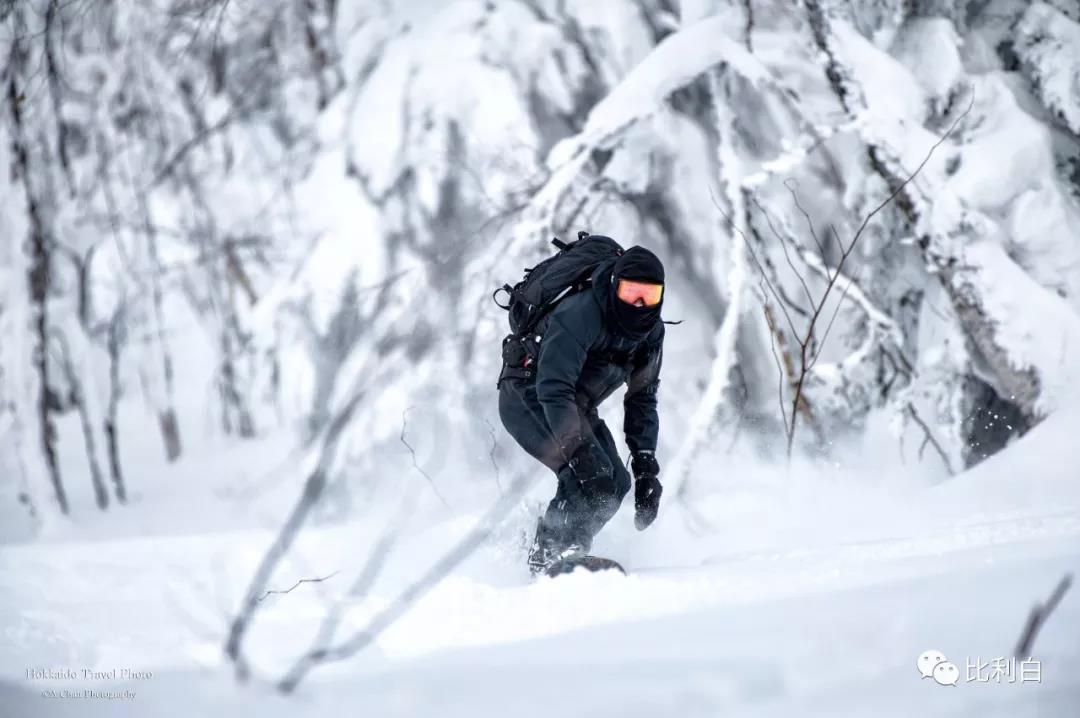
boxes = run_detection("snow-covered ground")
[3,409,1078,717]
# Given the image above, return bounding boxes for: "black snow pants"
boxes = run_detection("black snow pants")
[498,378,632,553]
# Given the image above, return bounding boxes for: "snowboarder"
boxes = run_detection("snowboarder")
[497,237,665,574]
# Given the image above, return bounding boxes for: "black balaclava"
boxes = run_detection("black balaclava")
[607,246,665,339]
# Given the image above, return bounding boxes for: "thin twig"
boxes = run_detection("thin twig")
[709,185,798,340]
[783,178,829,277]
[149,109,236,188]
[255,571,340,604]
[805,262,861,373]
[808,98,974,374]
[482,417,504,493]
[400,407,450,508]
[753,196,816,311]
[845,96,973,257]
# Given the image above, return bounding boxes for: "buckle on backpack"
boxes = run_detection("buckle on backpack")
[492,285,513,310]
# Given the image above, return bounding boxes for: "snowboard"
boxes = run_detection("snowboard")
[544,554,626,577]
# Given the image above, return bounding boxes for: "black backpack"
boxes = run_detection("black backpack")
[493,231,624,338]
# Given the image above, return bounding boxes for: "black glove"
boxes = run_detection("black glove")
[631,451,662,530]
[631,450,660,480]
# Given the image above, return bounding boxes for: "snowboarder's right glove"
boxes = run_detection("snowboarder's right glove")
[631,450,662,530]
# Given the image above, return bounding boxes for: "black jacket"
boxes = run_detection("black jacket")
[532,264,664,455]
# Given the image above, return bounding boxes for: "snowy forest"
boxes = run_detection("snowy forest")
[2,0,1079,715]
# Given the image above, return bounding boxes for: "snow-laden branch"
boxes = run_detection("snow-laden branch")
[743,116,861,191]
[554,15,771,160]
[807,2,1080,425]
[862,113,1080,417]
[732,22,970,457]
[522,11,793,235]
[1016,3,1080,135]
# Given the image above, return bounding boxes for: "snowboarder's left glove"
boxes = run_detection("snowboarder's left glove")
[631,451,662,530]
[631,450,660,480]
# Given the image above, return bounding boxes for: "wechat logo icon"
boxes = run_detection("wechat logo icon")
[917,649,959,686]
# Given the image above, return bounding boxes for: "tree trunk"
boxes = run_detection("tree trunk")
[158,409,183,461]
[72,377,109,511]
[104,317,128,503]
[8,59,68,515]
[52,328,110,511]
[137,189,184,462]
[219,324,256,439]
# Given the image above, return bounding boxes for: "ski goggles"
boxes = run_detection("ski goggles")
[616,279,663,307]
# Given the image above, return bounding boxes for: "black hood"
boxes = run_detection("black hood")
[601,246,665,339]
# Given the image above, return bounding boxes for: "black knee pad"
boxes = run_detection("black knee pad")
[577,442,618,498]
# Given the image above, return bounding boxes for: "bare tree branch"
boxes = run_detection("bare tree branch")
[276,468,536,693]
[1014,573,1073,658]
[904,403,955,476]
[224,367,384,680]
[737,94,972,458]
[277,486,419,692]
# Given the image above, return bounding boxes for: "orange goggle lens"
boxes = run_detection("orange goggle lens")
[616,279,663,307]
